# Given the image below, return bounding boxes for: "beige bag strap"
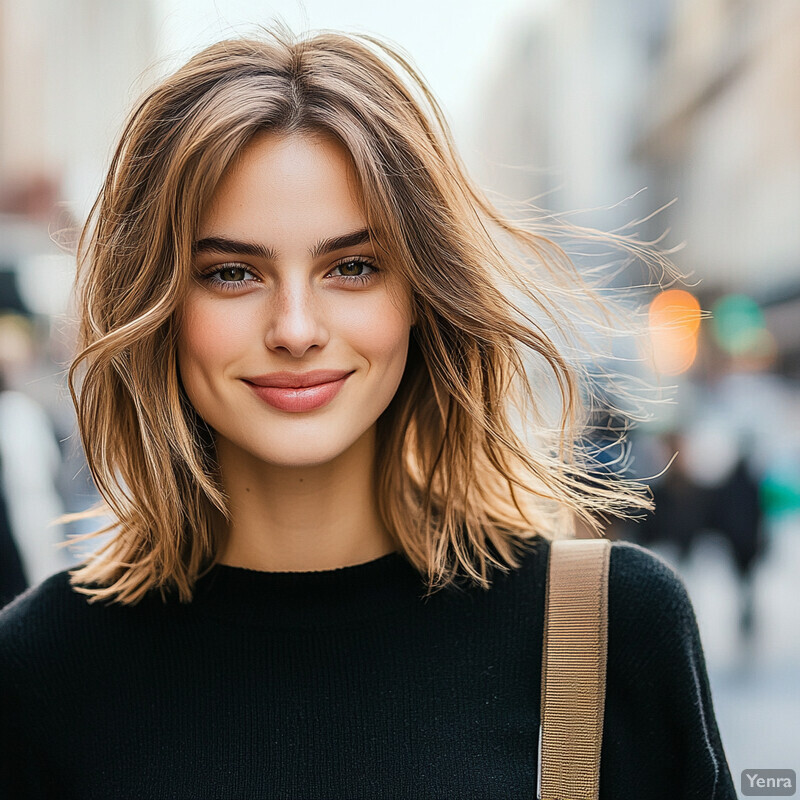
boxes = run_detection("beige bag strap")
[537,538,611,800]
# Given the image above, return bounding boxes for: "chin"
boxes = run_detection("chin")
[222,427,367,470]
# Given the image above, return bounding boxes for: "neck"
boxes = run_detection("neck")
[213,425,396,572]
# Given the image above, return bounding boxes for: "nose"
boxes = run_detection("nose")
[262,277,330,358]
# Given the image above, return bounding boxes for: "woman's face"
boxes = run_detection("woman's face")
[176,131,414,468]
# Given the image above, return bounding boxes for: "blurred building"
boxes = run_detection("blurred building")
[474,0,800,373]
[0,0,159,392]
[0,0,158,220]
[634,0,800,373]
[635,0,800,289]
[473,0,672,250]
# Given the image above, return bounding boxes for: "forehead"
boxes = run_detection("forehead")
[199,131,367,242]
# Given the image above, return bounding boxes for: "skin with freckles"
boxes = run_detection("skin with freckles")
[176,131,415,572]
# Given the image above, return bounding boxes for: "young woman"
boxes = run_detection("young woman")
[0,27,736,799]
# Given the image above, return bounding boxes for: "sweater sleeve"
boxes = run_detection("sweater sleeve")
[601,541,738,800]
[0,585,61,799]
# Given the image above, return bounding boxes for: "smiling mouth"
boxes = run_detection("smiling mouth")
[244,369,355,389]
[243,373,352,412]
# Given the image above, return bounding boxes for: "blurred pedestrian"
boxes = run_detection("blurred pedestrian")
[0,450,26,608]
[706,455,766,643]
[0,354,70,588]
[634,432,707,563]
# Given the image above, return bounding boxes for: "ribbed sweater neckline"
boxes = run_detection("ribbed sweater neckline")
[186,549,430,628]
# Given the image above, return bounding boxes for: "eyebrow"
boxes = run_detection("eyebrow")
[192,227,372,260]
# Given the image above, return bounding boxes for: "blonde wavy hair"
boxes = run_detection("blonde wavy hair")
[58,24,668,605]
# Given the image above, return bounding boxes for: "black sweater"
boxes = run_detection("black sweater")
[0,536,736,799]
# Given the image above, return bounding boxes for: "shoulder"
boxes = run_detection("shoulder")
[607,539,695,624]
[540,538,695,635]
[0,570,70,705]
[1,567,70,633]
[0,567,121,679]
[508,537,691,608]
[603,543,736,795]
[0,568,77,637]
[488,537,700,674]
[1,563,94,615]
[605,539,702,670]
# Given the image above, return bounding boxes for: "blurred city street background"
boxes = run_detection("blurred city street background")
[1,0,798,794]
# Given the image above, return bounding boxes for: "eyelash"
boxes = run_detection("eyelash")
[198,257,380,293]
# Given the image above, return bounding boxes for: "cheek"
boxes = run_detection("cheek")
[176,298,251,389]
[342,294,411,367]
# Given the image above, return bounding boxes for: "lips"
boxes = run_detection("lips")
[244,369,354,389]
[243,370,354,412]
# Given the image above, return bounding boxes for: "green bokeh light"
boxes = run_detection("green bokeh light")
[711,294,766,355]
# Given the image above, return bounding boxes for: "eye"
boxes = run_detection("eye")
[328,257,380,286]
[196,257,381,293]
[198,264,257,292]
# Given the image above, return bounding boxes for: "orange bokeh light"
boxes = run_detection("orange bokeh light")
[648,289,702,375]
